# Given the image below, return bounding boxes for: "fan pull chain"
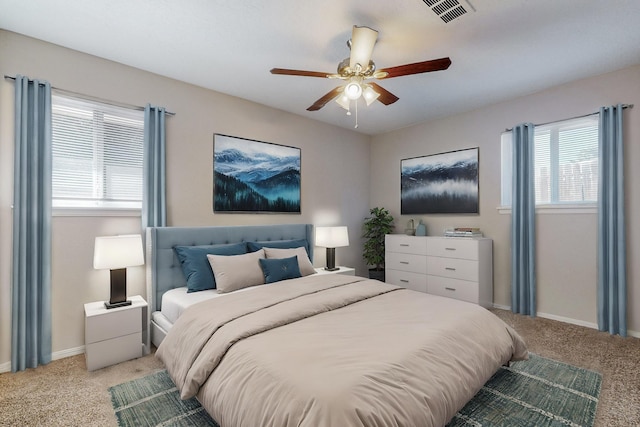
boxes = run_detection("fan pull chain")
[354,99,358,128]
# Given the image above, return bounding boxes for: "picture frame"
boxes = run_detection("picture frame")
[401,147,479,214]
[213,134,301,213]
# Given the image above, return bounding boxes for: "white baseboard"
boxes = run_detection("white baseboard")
[0,345,85,374]
[492,304,640,338]
[53,345,86,360]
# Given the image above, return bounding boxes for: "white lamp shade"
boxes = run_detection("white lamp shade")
[336,94,351,111]
[316,226,349,248]
[363,85,380,106]
[93,234,144,270]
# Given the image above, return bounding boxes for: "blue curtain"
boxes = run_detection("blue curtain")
[597,104,626,336]
[11,75,52,372]
[511,123,536,316]
[143,104,167,228]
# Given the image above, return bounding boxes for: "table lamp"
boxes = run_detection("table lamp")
[315,226,349,271]
[93,234,144,309]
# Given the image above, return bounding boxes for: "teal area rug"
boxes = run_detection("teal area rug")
[109,354,601,427]
[109,370,218,427]
[446,354,601,427]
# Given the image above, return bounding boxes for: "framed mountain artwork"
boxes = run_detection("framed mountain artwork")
[213,134,301,213]
[401,147,479,214]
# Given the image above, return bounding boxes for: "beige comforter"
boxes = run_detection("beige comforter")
[157,274,527,427]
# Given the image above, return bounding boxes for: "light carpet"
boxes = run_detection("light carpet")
[109,353,600,427]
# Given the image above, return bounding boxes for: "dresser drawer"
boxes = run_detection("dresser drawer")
[386,252,427,274]
[385,235,428,255]
[386,269,427,293]
[426,256,478,281]
[427,275,479,304]
[426,237,479,260]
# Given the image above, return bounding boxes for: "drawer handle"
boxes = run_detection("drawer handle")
[445,267,456,271]
[445,247,457,251]
[400,261,410,265]
[445,287,456,291]
[400,279,409,283]
[400,244,410,247]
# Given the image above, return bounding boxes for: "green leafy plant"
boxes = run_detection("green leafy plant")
[362,207,395,271]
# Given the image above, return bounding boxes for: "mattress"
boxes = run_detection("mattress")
[160,285,258,325]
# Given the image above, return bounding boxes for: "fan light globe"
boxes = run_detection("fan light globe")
[345,81,362,100]
[336,94,351,111]
[363,85,380,106]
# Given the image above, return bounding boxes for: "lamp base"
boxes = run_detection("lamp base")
[104,300,132,310]
[325,247,338,271]
[106,267,129,310]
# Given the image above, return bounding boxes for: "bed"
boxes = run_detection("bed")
[148,224,528,427]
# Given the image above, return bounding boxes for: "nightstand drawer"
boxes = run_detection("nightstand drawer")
[427,275,479,304]
[85,332,142,371]
[427,256,478,281]
[427,237,479,260]
[386,269,427,293]
[85,306,141,344]
[385,235,428,255]
[386,252,427,274]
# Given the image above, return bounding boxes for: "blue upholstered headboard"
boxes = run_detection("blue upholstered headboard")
[145,224,314,314]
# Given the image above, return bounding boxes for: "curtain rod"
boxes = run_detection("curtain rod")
[504,104,633,132]
[4,75,175,116]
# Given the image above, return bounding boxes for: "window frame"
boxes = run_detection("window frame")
[51,93,144,215]
[499,115,599,215]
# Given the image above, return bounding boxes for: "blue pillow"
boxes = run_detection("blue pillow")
[174,242,247,292]
[259,256,302,284]
[247,239,309,257]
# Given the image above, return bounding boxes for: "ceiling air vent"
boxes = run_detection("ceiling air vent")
[422,0,469,23]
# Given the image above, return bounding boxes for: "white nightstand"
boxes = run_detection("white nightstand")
[314,266,356,276]
[84,295,147,371]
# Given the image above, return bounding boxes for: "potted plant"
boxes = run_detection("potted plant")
[362,207,395,281]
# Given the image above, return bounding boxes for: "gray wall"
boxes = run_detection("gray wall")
[0,30,370,369]
[370,65,640,334]
[1,28,638,369]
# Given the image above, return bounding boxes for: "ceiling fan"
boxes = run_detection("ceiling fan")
[270,25,451,115]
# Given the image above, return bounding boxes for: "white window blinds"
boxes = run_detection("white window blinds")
[501,114,599,207]
[52,95,144,209]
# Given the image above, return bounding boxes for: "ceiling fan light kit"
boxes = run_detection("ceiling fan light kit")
[270,25,452,127]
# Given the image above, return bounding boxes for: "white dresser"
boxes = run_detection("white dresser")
[385,235,493,307]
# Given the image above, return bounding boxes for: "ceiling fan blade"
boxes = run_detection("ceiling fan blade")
[307,87,344,111]
[349,26,378,70]
[377,57,452,79]
[368,82,399,105]
[270,68,331,78]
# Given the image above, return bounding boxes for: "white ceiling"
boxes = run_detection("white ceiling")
[1,0,640,135]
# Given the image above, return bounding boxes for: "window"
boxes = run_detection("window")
[52,95,144,210]
[501,115,599,208]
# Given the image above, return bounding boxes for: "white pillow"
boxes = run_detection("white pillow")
[262,246,316,277]
[207,249,265,294]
